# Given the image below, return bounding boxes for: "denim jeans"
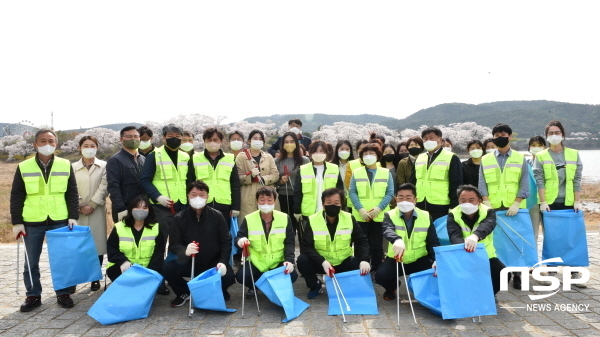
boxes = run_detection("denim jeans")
[23,223,71,296]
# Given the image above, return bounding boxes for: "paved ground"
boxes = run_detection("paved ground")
[1,234,599,337]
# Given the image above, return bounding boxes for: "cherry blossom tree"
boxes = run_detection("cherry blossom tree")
[400,122,492,151]
[0,135,34,160]
[312,122,401,145]
[60,128,120,154]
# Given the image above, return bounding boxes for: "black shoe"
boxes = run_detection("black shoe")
[307,281,323,299]
[513,275,522,290]
[383,290,396,301]
[57,294,74,308]
[157,283,170,295]
[245,289,255,299]
[170,294,190,307]
[90,281,101,291]
[68,286,76,294]
[20,296,42,312]
[223,290,230,301]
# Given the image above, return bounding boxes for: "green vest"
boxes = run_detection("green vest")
[107,221,159,268]
[481,150,526,209]
[308,210,353,265]
[300,163,340,216]
[385,207,430,263]
[346,159,363,208]
[19,156,70,222]
[414,150,454,205]
[351,167,391,222]
[152,146,190,204]
[537,148,578,206]
[192,152,235,205]
[246,210,288,272]
[450,204,497,258]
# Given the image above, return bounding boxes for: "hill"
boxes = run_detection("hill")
[243,114,394,133]
[62,122,144,133]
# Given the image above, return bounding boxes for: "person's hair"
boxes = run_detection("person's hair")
[397,183,417,197]
[396,141,407,154]
[187,180,210,194]
[228,130,244,141]
[369,132,385,144]
[492,123,513,136]
[255,186,278,201]
[325,142,334,162]
[528,136,547,149]
[299,144,308,156]
[162,124,183,137]
[442,138,453,146]
[278,132,304,170]
[202,127,223,141]
[421,127,442,138]
[355,139,368,152]
[406,136,424,150]
[466,140,483,152]
[119,126,138,138]
[123,195,156,229]
[482,138,495,150]
[33,129,58,143]
[321,188,346,208]
[359,142,383,161]
[457,184,483,200]
[137,126,153,138]
[183,130,195,139]
[248,129,265,142]
[288,119,302,127]
[380,143,399,167]
[331,140,354,165]
[308,140,327,155]
[78,135,99,148]
[545,120,566,138]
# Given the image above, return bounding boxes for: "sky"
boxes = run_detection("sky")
[1,1,599,131]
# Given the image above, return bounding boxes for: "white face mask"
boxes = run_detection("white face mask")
[251,140,264,150]
[469,149,483,159]
[179,142,194,152]
[423,140,438,151]
[338,151,350,160]
[459,203,479,215]
[362,155,377,166]
[289,127,301,135]
[547,135,563,145]
[258,204,274,213]
[529,146,544,154]
[312,153,327,162]
[81,148,97,159]
[189,196,207,209]
[230,140,243,151]
[397,201,415,213]
[443,147,452,152]
[37,144,56,156]
[205,142,220,153]
[486,149,496,154]
[138,140,152,150]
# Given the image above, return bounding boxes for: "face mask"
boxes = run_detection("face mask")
[530,146,544,154]
[338,151,351,160]
[258,204,274,213]
[397,201,415,213]
[132,209,149,221]
[408,147,422,157]
[230,140,243,151]
[324,204,341,217]
[37,144,56,156]
[443,147,452,152]
[493,136,510,148]
[189,196,207,209]
[312,153,327,162]
[205,142,220,153]
[166,137,182,149]
[251,140,264,150]
[139,140,152,150]
[469,149,483,159]
[459,203,479,215]
[283,143,296,153]
[362,155,377,166]
[397,153,409,161]
[547,135,563,145]
[179,142,195,152]
[383,153,395,162]
[486,148,495,154]
[289,127,301,134]
[123,139,140,150]
[423,140,438,151]
[81,148,97,159]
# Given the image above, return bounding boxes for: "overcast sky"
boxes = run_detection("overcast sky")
[1,1,599,131]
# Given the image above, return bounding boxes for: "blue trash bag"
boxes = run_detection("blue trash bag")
[88,264,163,325]
[434,244,497,319]
[46,225,102,290]
[494,209,538,267]
[542,210,589,267]
[324,270,378,316]
[433,215,451,246]
[525,165,539,209]
[188,268,236,312]
[230,217,240,265]
[407,268,442,316]
[164,251,177,264]
[255,266,310,322]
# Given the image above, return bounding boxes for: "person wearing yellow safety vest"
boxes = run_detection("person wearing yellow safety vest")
[331,140,354,211]
[447,185,507,295]
[409,127,463,222]
[235,187,297,298]
[297,188,370,299]
[349,140,394,273]
[343,139,368,201]
[375,183,439,301]
[10,129,80,312]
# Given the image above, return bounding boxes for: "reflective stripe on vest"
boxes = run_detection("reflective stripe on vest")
[192,152,235,205]
[414,150,454,205]
[450,204,496,258]
[308,210,353,265]
[537,148,578,206]
[152,146,190,204]
[246,210,288,272]
[351,167,390,222]
[481,151,526,209]
[107,221,160,268]
[19,157,70,222]
[299,163,340,216]
[385,208,430,263]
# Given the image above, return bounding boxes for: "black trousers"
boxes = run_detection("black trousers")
[235,261,298,287]
[490,257,508,295]
[358,221,383,271]
[279,194,302,240]
[549,202,574,210]
[296,255,360,289]
[375,256,432,292]
[163,259,235,296]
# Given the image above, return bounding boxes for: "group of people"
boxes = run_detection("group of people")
[10,117,584,313]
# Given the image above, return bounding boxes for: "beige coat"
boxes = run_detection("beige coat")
[235,150,280,219]
[72,158,109,255]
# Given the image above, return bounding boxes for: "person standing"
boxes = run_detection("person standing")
[527,136,546,244]
[380,144,399,195]
[11,129,79,311]
[179,131,195,156]
[442,138,453,152]
[228,131,245,158]
[462,140,483,188]
[268,119,312,157]
[138,126,156,157]
[483,138,497,154]
[396,136,423,186]
[331,140,354,211]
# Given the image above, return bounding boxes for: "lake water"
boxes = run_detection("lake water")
[579,150,600,183]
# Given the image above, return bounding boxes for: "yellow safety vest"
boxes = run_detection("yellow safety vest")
[300,163,340,216]
[386,207,431,263]
[19,156,70,222]
[152,146,190,204]
[450,204,497,258]
[481,150,526,209]
[107,221,159,268]
[414,150,454,205]
[246,210,288,272]
[537,148,578,206]
[309,210,353,266]
[192,152,235,205]
[351,167,391,222]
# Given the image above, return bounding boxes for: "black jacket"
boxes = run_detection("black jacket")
[106,148,146,220]
[107,224,166,273]
[293,162,344,214]
[381,210,440,261]
[447,208,496,244]
[461,158,480,188]
[235,212,296,264]
[10,156,79,226]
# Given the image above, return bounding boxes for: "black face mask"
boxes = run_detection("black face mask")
[493,136,510,148]
[383,153,395,162]
[324,204,341,217]
[166,137,182,150]
[397,153,409,161]
[408,147,422,157]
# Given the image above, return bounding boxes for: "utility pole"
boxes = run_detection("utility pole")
[51,111,54,130]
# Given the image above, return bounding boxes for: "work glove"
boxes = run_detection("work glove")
[117,210,128,221]
[216,263,227,277]
[68,219,77,230]
[251,168,260,177]
[539,202,550,212]
[358,208,372,222]
[13,224,25,238]
[231,210,240,218]
[185,242,199,256]
[157,196,173,208]
[432,261,437,277]
[393,239,406,260]
[368,207,382,219]
[465,234,479,252]
[359,261,371,276]
[120,261,132,273]
[283,261,294,274]
[574,201,582,213]
[483,200,492,208]
[322,261,335,277]
[237,237,250,248]
[294,214,303,222]
[506,201,521,216]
